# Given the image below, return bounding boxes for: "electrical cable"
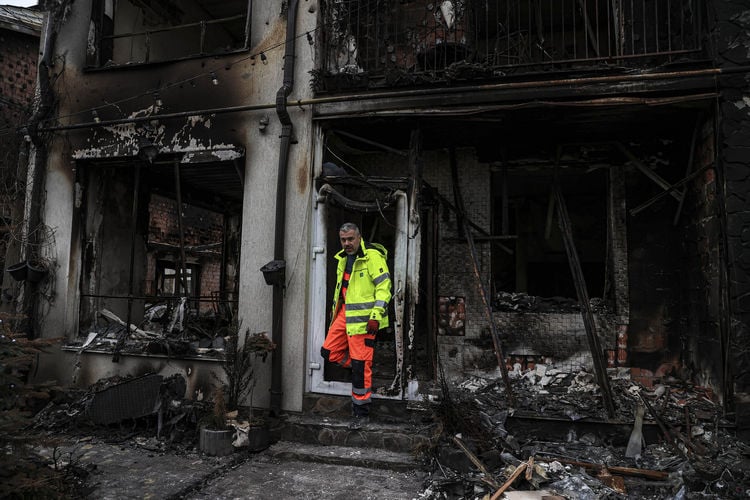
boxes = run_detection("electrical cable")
[0,27,320,138]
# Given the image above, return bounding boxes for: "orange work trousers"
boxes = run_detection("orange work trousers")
[320,304,376,416]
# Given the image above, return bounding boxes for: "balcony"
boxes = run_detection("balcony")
[316,0,705,92]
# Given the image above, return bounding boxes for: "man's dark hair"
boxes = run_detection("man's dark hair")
[339,222,360,235]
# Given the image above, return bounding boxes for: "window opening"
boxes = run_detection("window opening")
[76,156,243,358]
[490,168,608,309]
[87,0,252,67]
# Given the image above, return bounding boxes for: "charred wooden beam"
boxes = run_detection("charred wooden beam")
[629,163,711,217]
[452,436,501,489]
[554,181,616,418]
[673,116,702,226]
[490,459,530,499]
[535,456,669,481]
[332,129,408,157]
[617,142,682,202]
[449,148,515,404]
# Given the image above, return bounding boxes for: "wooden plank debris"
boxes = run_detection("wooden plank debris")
[535,456,669,480]
[490,460,529,500]
[452,436,501,489]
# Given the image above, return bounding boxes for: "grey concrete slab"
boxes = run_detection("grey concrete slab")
[186,454,428,500]
[37,439,238,500]
[37,436,428,499]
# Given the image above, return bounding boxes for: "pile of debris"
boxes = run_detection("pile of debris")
[66,304,230,358]
[493,292,612,314]
[421,362,750,498]
[32,373,208,452]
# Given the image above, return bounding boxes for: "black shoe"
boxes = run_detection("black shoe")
[348,414,369,429]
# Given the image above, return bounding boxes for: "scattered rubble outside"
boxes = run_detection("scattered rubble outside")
[23,361,750,499]
[420,360,750,499]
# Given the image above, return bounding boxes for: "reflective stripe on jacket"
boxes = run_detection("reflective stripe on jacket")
[331,240,391,335]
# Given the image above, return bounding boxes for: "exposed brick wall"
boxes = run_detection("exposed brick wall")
[0,27,39,266]
[146,194,224,313]
[148,194,223,247]
[0,28,37,157]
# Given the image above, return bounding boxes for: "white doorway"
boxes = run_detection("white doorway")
[307,188,409,400]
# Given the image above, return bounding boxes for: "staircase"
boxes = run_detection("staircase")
[267,394,437,472]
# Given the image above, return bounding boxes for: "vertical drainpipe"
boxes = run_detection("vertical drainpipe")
[269,0,299,415]
[23,12,54,338]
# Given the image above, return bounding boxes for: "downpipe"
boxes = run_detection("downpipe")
[268,0,299,416]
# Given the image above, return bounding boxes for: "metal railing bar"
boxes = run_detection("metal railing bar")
[655,0,659,54]
[102,14,245,41]
[320,0,705,82]
[81,292,239,303]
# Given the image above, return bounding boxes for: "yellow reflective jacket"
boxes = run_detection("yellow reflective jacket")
[331,240,391,335]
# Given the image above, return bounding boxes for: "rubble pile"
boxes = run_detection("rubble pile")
[493,292,611,314]
[32,374,208,453]
[66,304,230,358]
[421,363,750,499]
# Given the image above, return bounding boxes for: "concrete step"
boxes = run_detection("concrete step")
[266,441,423,472]
[274,413,435,454]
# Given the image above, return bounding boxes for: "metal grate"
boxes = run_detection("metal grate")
[321,0,704,86]
[87,374,163,425]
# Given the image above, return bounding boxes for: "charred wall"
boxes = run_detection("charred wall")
[422,149,494,379]
[676,117,722,393]
[620,116,716,391]
[711,1,750,410]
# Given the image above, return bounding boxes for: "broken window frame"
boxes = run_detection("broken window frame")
[86,0,254,68]
[155,260,200,302]
[74,154,243,359]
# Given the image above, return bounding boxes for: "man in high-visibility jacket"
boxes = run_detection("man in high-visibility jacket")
[320,222,391,425]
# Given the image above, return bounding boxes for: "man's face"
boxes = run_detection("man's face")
[340,229,361,255]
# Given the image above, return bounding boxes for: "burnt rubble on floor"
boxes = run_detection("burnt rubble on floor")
[65,305,230,358]
[492,292,612,314]
[27,363,750,498]
[421,361,750,499]
[31,374,212,453]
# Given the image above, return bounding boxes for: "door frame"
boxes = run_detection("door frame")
[306,188,409,399]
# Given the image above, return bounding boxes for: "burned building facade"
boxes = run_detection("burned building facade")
[15,0,750,423]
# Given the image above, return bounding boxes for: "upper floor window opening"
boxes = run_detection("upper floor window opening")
[87,0,252,68]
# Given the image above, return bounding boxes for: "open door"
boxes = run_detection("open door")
[307,187,409,399]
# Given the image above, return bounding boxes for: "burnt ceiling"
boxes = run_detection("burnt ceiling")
[79,155,244,213]
[148,158,244,212]
[324,101,710,165]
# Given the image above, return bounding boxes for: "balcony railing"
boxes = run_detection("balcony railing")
[318,0,704,90]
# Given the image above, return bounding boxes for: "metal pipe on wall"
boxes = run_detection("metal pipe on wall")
[268,0,299,416]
